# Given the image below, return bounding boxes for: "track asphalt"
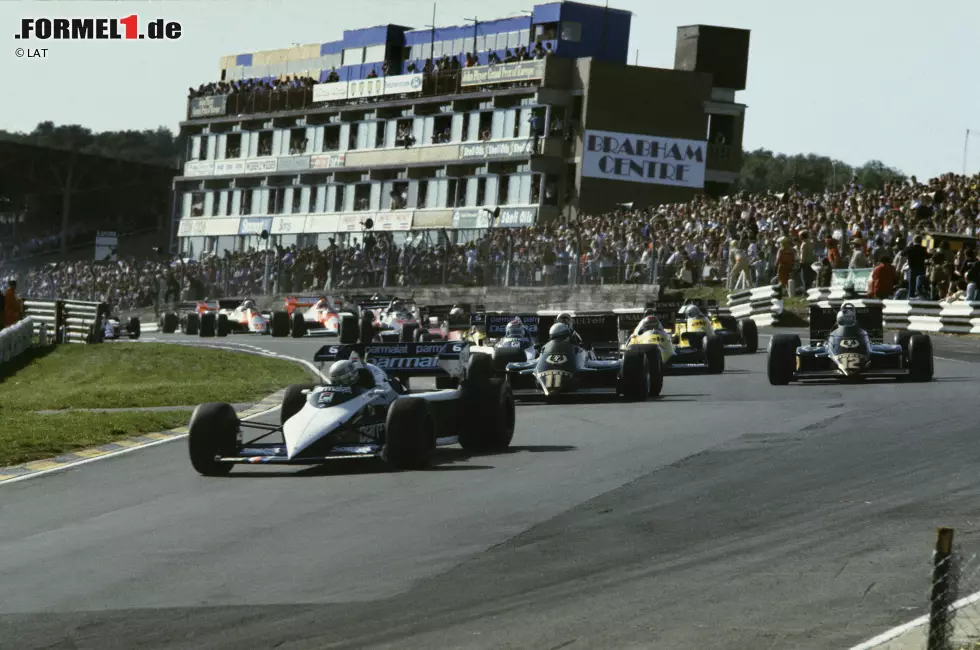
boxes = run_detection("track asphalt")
[1,331,979,649]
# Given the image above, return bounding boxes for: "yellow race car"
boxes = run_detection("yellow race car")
[678,299,759,353]
[620,306,725,374]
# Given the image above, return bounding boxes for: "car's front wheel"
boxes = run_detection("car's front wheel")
[188,402,239,476]
[767,334,800,385]
[383,398,434,470]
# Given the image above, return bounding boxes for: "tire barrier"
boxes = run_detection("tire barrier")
[23,299,109,344]
[727,285,784,327]
[0,317,35,369]
[806,288,980,334]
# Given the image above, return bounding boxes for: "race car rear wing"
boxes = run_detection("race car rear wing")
[313,341,466,377]
[423,303,484,329]
[536,312,621,345]
[615,301,683,334]
[471,313,542,339]
[809,304,884,345]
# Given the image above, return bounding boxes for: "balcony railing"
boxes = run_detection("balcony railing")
[185,60,555,121]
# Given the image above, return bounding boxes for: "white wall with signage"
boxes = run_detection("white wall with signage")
[312,73,423,103]
[581,130,707,189]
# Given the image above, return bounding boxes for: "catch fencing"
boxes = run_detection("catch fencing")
[727,284,784,327]
[22,298,109,344]
[806,288,980,335]
[855,527,980,650]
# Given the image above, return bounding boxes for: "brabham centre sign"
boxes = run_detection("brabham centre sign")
[581,130,707,189]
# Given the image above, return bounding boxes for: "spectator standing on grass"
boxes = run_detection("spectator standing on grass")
[4,279,22,327]
[903,235,928,298]
[775,236,796,289]
[868,255,897,299]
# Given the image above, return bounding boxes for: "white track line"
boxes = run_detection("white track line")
[849,589,980,649]
[0,403,282,487]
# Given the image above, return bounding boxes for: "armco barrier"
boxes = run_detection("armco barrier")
[727,285,784,327]
[0,317,35,368]
[23,299,108,344]
[806,288,980,334]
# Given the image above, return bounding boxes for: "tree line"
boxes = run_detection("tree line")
[0,122,908,191]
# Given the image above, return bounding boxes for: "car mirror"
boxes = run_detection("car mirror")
[301,389,312,395]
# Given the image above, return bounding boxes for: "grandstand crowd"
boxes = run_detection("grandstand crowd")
[4,172,980,317]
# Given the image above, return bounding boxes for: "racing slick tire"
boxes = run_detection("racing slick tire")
[216,313,230,338]
[893,331,914,358]
[383,398,434,470]
[161,312,178,334]
[183,313,200,336]
[459,378,515,452]
[706,335,725,374]
[188,402,239,476]
[491,346,526,372]
[290,312,307,338]
[908,334,934,382]
[648,349,664,397]
[620,349,650,402]
[436,377,460,390]
[467,351,493,383]
[281,383,315,425]
[417,331,434,342]
[400,323,418,343]
[338,313,360,344]
[270,310,290,338]
[359,312,375,344]
[127,317,141,340]
[767,334,800,385]
[738,318,759,353]
[199,313,217,338]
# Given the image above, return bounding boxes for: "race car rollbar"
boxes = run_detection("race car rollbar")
[186,331,513,476]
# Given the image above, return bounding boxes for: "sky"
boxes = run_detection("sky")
[1,0,978,179]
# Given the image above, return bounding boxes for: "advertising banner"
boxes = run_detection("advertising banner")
[375,211,413,231]
[183,160,215,177]
[452,208,491,229]
[496,207,537,227]
[349,73,423,99]
[238,217,273,236]
[581,130,707,189]
[94,231,117,262]
[460,59,545,87]
[459,139,534,160]
[831,268,873,292]
[178,219,207,237]
[271,215,306,235]
[214,159,245,175]
[277,155,311,172]
[188,95,228,118]
[312,82,349,102]
[310,152,346,169]
[244,158,278,174]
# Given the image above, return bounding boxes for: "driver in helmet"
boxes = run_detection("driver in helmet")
[313,296,330,311]
[448,305,465,325]
[836,303,858,329]
[327,358,376,390]
[504,317,529,341]
[556,312,583,345]
[241,298,256,311]
[548,322,573,343]
[681,304,703,320]
[633,314,664,337]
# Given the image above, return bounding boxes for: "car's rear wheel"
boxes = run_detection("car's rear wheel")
[459,378,515,452]
[127,317,141,340]
[467,352,493,383]
[199,313,216,338]
[270,311,290,338]
[217,314,230,337]
[648,349,663,397]
[400,323,418,343]
[290,312,306,338]
[739,318,759,353]
[161,312,178,334]
[767,334,800,385]
[620,349,649,401]
[183,313,199,336]
[908,334,934,382]
[188,402,238,476]
[383,398,433,470]
[706,335,725,374]
[435,377,459,390]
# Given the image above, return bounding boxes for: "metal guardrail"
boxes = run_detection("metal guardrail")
[23,298,108,344]
[806,288,980,334]
[727,284,784,327]
[0,317,35,368]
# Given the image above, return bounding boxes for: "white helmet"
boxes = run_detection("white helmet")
[683,304,702,319]
[549,322,571,341]
[327,360,359,386]
[837,303,857,328]
[505,318,525,339]
[556,312,573,329]
[637,315,661,334]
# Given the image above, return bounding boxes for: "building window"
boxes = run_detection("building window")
[323,125,340,152]
[291,188,303,213]
[354,184,371,211]
[308,186,319,213]
[364,44,386,64]
[268,188,285,215]
[560,22,582,43]
[342,47,364,66]
[190,192,205,217]
[289,128,307,155]
[226,133,242,159]
[257,132,273,157]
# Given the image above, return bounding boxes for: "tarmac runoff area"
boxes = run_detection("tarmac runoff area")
[1,331,980,649]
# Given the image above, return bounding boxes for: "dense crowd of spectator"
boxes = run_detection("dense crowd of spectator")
[188,75,318,99]
[9,172,980,312]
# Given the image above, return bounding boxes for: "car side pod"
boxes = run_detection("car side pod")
[768,333,801,386]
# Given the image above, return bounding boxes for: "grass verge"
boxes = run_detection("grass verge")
[0,343,310,467]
